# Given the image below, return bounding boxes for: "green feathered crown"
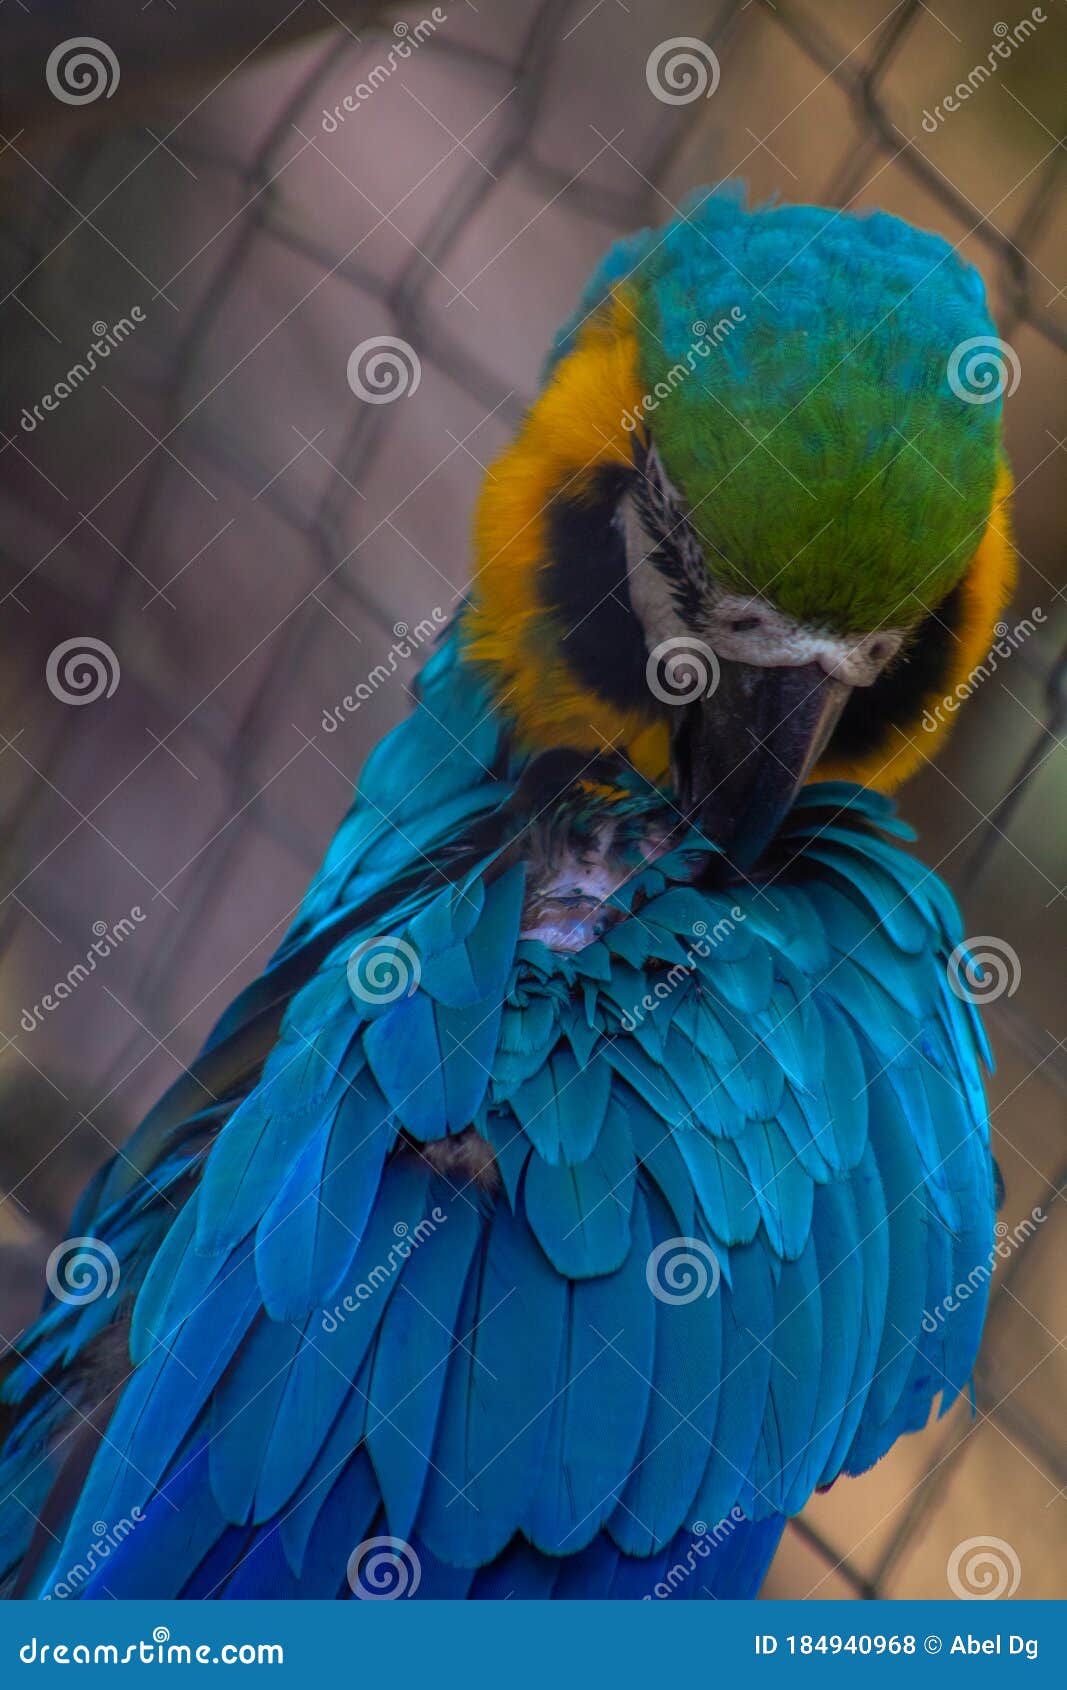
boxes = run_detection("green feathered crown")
[551,188,1006,632]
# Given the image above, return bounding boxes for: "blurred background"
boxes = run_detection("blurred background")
[0,0,1064,1600]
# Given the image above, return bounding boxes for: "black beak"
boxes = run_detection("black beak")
[670,658,850,871]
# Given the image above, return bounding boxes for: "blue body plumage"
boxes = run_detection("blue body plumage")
[0,630,996,1600]
[0,189,1009,1600]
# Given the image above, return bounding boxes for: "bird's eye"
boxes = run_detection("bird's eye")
[728,616,762,633]
[867,640,890,663]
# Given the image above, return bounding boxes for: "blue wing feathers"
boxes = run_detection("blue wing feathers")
[0,640,996,1600]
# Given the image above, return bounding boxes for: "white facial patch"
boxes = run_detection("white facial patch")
[702,593,905,687]
[623,496,691,647]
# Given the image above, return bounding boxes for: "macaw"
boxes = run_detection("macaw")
[0,189,1014,1601]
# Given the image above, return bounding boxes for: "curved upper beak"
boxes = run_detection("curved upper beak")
[670,658,850,871]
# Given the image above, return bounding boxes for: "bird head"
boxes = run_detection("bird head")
[463,189,1015,868]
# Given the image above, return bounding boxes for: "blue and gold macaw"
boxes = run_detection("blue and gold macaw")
[1,190,1014,1600]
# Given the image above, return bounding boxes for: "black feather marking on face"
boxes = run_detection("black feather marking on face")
[541,463,650,713]
[631,445,708,625]
[827,582,965,761]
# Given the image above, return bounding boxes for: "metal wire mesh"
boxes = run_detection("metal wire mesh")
[0,0,1064,1599]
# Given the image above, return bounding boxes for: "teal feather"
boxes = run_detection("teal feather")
[482,1109,529,1208]
[419,1203,566,1567]
[797,1179,864,1506]
[610,1185,723,1554]
[252,1158,431,1520]
[525,1191,655,1553]
[364,1189,483,1542]
[674,1125,759,1247]
[734,1119,815,1260]
[279,1442,378,1581]
[846,1071,932,1464]
[626,1088,697,1237]
[821,1139,889,1480]
[747,1232,823,1516]
[523,1097,635,1276]
[209,1312,305,1524]
[364,992,446,1137]
[694,1240,774,1528]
